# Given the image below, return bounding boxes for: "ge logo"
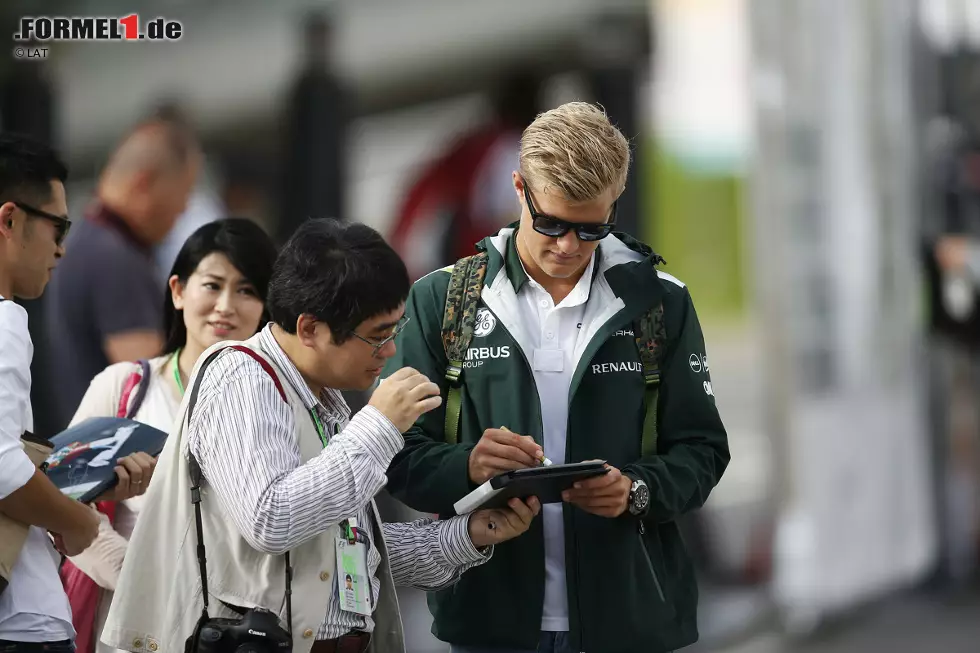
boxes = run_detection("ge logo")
[474,308,496,337]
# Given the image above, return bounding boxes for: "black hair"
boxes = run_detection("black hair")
[267,218,410,343]
[162,218,279,355]
[0,132,68,206]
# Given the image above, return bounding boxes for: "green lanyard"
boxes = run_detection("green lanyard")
[311,409,327,448]
[310,407,355,541]
[172,349,185,395]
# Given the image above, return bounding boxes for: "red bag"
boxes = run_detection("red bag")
[60,501,116,653]
[60,360,150,653]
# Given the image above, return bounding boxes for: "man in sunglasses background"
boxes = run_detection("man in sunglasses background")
[384,102,730,653]
[0,133,155,653]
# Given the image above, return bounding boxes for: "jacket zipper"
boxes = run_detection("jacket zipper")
[567,413,585,650]
[638,521,666,602]
[508,343,548,627]
[565,323,624,651]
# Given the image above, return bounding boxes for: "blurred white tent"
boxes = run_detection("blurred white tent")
[749,0,937,632]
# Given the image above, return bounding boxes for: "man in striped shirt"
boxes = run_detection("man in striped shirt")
[103,218,539,653]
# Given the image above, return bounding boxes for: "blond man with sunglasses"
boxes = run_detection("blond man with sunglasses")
[384,102,730,653]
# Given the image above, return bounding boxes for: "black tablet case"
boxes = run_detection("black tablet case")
[468,461,610,511]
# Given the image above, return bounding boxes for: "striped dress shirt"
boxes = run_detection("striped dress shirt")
[183,325,488,639]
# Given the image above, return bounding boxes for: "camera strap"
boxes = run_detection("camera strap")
[185,345,293,636]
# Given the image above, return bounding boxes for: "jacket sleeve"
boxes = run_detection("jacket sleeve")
[622,287,730,523]
[384,277,476,516]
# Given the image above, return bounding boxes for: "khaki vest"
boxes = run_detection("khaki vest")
[101,335,405,653]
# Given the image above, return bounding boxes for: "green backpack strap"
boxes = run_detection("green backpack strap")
[634,302,666,457]
[440,252,489,445]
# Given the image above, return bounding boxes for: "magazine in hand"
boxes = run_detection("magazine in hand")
[44,417,168,503]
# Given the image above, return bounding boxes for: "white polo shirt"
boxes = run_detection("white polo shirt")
[514,254,596,633]
[0,296,75,642]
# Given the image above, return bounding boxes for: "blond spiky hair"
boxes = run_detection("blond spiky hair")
[518,101,630,202]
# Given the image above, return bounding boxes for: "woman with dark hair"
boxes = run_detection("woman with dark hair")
[159,217,277,391]
[63,217,277,653]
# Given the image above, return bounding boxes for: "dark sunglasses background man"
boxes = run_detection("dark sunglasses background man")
[0,133,155,653]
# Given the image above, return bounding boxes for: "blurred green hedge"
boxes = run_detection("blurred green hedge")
[641,142,748,324]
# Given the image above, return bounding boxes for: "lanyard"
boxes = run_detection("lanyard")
[310,407,356,542]
[172,349,185,395]
[311,408,327,448]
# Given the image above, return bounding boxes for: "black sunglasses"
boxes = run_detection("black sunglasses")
[522,182,616,242]
[13,201,72,246]
[349,315,411,357]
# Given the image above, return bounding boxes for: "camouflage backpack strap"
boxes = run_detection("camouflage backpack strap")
[440,252,489,445]
[634,301,666,457]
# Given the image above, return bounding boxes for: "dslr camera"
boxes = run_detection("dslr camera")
[187,607,291,653]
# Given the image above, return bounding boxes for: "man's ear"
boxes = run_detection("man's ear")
[0,202,16,238]
[131,167,156,192]
[512,170,524,203]
[295,314,327,349]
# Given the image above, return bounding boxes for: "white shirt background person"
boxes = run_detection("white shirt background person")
[0,297,75,642]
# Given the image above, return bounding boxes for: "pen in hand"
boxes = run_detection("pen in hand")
[501,426,552,466]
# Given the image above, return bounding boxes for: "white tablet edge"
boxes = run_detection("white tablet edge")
[453,481,503,515]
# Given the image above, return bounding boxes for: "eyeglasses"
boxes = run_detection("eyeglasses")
[349,315,411,357]
[13,201,72,246]
[522,181,616,242]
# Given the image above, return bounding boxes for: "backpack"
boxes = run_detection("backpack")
[440,252,667,458]
[116,359,153,419]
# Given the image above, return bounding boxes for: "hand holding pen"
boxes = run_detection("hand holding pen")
[467,426,550,485]
[500,426,552,466]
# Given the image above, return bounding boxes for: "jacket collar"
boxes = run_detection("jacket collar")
[478,224,665,309]
[502,227,529,293]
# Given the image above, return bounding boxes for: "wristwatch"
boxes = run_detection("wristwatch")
[627,477,650,516]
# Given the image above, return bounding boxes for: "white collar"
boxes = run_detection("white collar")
[517,249,596,309]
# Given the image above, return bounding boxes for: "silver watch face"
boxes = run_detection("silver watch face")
[630,481,650,514]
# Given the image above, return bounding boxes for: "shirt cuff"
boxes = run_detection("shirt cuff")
[439,514,492,567]
[344,406,404,468]
[0,447,37,499]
